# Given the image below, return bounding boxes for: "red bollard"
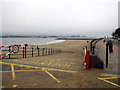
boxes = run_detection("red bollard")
[85,50,90,70]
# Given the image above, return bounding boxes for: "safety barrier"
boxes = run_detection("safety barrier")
[83,46,90,70]
[90,38,102,55]
[0,44,61,59]
[0,44,28,59]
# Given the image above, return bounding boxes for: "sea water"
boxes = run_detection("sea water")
[1,38,65,46]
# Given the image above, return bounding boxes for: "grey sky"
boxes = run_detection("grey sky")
[118,1,120,27]
[1,0,119,37]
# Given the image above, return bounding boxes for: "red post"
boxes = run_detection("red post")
[0,46,4,59]
[85,50,90,70]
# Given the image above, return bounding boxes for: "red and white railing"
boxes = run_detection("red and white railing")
[0,44,28,59]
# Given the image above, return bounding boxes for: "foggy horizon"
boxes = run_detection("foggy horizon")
[1,0,119,37]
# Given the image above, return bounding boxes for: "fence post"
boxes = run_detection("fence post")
[42,48,44,56]
[48,48,50,55]
[23,47,24,58]
[9,46,11,59]
[106,42,109,68]
[38,47,40,56]
[45,48,47,55]
[51,48,53,55]
[25,47,27,58]
[53,49,54,54]
[32,47,34,57]
[24,44,28,58]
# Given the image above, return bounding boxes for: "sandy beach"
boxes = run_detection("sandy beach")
[1,40,118,88]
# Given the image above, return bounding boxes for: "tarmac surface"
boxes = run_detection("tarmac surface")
[1,40,120,88]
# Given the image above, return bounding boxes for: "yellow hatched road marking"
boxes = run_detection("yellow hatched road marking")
[42,68,60,83]
[100,73,120,77]
[0,62,40,69]
[98,76,120,80]
[1,62,77,73]
[0,70,42,72]
[1,61,75,83]
[98,73,120,87]
[98,78,120,87]
[1,68,76,73]
[11,65,15,80]
[46,68,76,73]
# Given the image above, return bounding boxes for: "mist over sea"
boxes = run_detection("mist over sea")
[2,38,65,46]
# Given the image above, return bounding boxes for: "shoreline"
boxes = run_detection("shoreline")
[1,38,65,47]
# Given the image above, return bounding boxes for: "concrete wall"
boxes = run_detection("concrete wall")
[94,40,118,72]
[95,40,106,65]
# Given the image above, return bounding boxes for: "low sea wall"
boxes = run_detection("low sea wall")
[91,39,119,72]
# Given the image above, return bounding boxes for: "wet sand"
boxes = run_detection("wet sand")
[1,40,118,88]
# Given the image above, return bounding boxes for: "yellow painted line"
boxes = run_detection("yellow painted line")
[100,73,119,77]
[98,78,120,87]
[11,65,15,80]
[1,62,77,73]
[0,62,40,69]
[12,85,18,88]
[1,69,42,73]
[46,68,76,73]
[98,76,119,80]
[42,68,60,83]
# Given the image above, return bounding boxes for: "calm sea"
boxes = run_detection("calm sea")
[1,38,65,46]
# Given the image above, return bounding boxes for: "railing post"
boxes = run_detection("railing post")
[106,42,109,68]
[38,47,40,56]
[42,48,44,56]
[53,49,54,54]
[51,48,52,55]
[32,47,34,57]
[24,44,28,58]
[45,48,47,55]
[92,45,95,55]
[25,47,27,58]
[48,48,50,55]
[23,47,25,58]
[9,46,11,59]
